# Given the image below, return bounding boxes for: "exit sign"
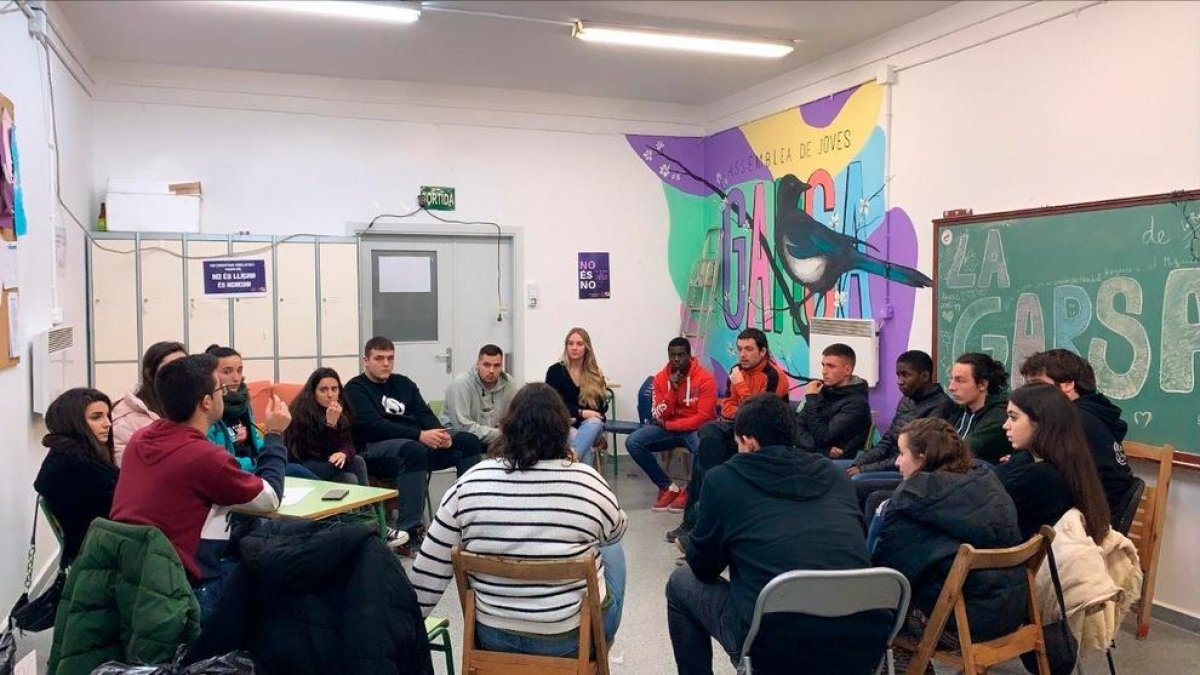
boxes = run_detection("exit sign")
[420,186,456,211]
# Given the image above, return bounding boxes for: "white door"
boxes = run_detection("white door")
[359,235,516,406]
[360,239,456,403]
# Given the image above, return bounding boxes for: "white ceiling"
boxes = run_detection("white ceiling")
[57,0,955,105]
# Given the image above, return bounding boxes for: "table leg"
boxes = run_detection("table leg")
[374,502,388,539]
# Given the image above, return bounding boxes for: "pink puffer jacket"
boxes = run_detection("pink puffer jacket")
[110,388,158,467]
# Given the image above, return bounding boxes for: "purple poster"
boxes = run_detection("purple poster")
[578,252,610,300]
[202,259,268,297]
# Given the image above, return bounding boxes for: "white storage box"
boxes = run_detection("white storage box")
[106,192,201,233]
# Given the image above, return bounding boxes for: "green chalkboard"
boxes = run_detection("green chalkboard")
[934,191,1200,466]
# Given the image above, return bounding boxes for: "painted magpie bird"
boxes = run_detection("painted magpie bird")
[774,174,932,305]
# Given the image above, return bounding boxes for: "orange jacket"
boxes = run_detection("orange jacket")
[720,356,790,420]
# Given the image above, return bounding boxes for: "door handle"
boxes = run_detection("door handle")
[434,347,452,374]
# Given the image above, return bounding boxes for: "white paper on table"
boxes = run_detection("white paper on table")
[0,242,17,288]
[378,255,431,293]
[6,291,18,358]
[281,486,313,506]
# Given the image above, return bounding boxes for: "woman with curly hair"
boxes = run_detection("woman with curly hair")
[409,382,628,657]
[34,388,119,566]
[284,367,368,485]
[545,327,608,466]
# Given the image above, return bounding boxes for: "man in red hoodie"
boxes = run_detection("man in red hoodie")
[111,353,288,618]
[627,337,717,512]
[667,328,791,545]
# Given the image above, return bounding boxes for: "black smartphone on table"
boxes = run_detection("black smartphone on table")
[322,488,350,501]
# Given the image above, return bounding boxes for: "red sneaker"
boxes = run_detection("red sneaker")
[667,488,689,513]
[652,486,677,512]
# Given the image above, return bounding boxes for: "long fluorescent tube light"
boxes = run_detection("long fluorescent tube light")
[572,21,793,59]
[226,1,421,24]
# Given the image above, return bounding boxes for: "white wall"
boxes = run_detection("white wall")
[0,9,92,605]
[88,63,702,417]
[706,0,1200,621]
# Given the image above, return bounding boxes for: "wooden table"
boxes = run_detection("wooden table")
[235,477,398,539]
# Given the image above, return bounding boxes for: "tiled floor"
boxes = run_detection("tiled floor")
[16,463,1199,674]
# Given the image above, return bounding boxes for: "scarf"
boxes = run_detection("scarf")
[222,382,250,423]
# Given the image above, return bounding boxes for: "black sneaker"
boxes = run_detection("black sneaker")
[675,533,690,555]
[395,525,427,559]
[665,522,692,543]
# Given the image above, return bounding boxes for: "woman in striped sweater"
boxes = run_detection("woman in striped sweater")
[410,382,628,657]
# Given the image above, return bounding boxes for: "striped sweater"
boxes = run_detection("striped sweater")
[410,457,627,635]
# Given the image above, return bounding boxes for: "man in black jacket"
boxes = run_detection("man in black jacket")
[847,350,954,476]
[1019,349,1134,520]
[344,336,483,556]
[667,394,879,675]
[185,519,434,675]
[795,343,872,458]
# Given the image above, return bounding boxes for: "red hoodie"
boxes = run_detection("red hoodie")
[111,419,269,580]
[651,358,718,433]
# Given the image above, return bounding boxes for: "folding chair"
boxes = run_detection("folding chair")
[738,568,911,675]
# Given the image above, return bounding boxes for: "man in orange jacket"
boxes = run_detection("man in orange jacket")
[667,328,790,545]
[628,337,718,513]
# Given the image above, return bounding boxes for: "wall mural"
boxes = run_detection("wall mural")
[626,81,930,423]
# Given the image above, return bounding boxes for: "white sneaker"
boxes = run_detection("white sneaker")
[386,527,410,549]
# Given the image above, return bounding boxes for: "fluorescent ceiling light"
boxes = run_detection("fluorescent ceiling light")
[572,21,794,59]
[226,1,421,24]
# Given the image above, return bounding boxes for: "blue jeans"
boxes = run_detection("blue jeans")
[666,565,741,674]
[475,542,626,656]
[830,458,856,471]
[853,470,902,481]
[193,558,239,623]
[571,418,606,467]
[626,424,698,489]
[285,462,319,479]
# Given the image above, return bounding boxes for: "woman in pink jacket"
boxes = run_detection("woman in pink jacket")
[110,341,186,465]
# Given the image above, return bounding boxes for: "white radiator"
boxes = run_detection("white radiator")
[32,326,74,415]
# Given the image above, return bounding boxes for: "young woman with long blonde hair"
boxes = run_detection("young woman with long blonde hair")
[545,327,608,466]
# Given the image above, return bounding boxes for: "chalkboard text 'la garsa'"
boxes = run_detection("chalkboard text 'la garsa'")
[942,228,1200,400]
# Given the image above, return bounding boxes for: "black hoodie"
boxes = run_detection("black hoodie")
[1074,392,1135,520]
[344,373,441,447]
[795,376,873,458]
[872,464,1027,640]
[186,519,434,675]
[687,446,880,673]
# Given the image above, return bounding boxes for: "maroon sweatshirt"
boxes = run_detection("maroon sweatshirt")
[111,419,269,580]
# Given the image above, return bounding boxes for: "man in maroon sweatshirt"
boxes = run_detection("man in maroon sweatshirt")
[111,353,288,617]
[626,337,717,512]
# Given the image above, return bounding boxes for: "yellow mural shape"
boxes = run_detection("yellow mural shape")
[739,81,884,181]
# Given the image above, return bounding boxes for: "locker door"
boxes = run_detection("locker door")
[94,362,138,402]
[231,241,275,358]
[276,242,317,358]
[186,240,232,351]
[139,240,185,351]
[319,243,359,360]
[278,357,318,385]
[91,240,139,363]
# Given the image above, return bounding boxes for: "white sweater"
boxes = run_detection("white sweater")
[410,457,627,635]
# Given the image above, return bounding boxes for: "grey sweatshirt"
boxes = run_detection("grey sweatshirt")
[443,368,518,443]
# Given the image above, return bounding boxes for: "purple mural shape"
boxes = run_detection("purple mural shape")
[867,208,919,431]
[799,86,858,128]
[578,252,610,299]
[702,127,774,191]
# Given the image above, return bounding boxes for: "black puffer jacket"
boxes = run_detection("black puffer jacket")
[1075,393,1135,520]
[872,464,1026,640]
[853,384,954,473]
[185,519,434,675]
[795,377,872,458]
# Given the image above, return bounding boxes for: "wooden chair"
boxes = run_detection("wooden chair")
[1122,441,1174,640]
[452,547,610,675]
[893,526,1055,675]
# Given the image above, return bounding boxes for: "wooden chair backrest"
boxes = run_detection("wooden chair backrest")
[1121,441,1174,639]
[903,526,1053,675]
[452,547,609,675]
